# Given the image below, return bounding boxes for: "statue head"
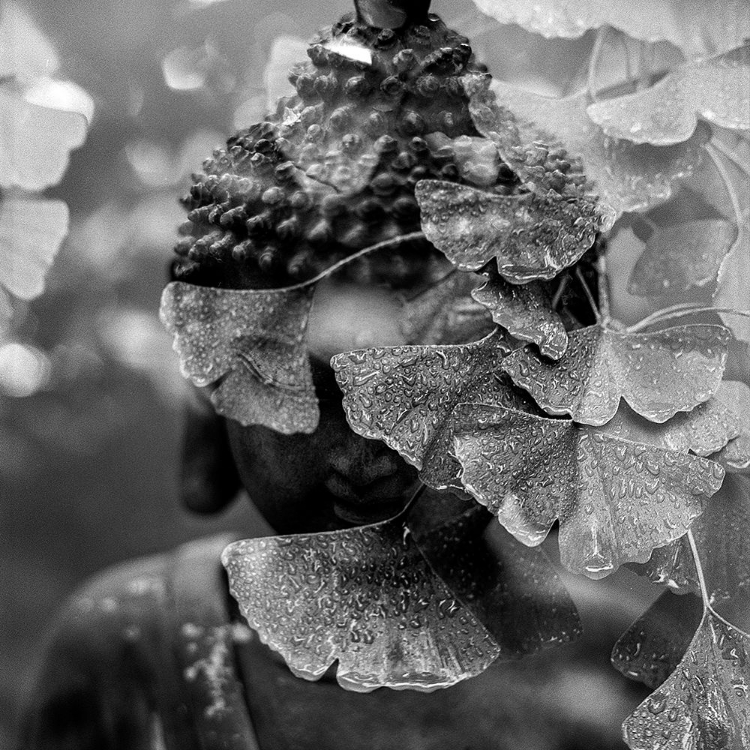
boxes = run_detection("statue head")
[162,0,544,534]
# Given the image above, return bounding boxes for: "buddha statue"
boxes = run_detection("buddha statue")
[19,2,647,748]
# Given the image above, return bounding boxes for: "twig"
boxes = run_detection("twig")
[575,267,601,323]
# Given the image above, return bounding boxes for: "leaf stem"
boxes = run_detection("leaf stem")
[277,232,427,292]
[627,305,750,332]
[551,274,569,310]
[596,253,611,324]
[686,529,711,609]
[710,136,750,178]
[575,267,601,323]
[586,27,607,103]
[705,142,745,261]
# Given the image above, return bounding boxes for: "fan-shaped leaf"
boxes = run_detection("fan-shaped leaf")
[414,180,598,283]
[398,271,494,346]
[627,219,736,298]
[588,44,750,146]
[612,590,703,691]
[622,610,750,750]
[502,324,731,426]
[159,281,317,433]
[630,474,750,602]
[0,196,68,300]
[466,75,708,228]
[222,500,581,692]
[0,87,87,191]
[711,382,750,473]
[603,381,747,457]
[331,330,536,490]
[453,404,724,578]
[472,268,568,359]
[469,0,749,56]
[0,1,59,80]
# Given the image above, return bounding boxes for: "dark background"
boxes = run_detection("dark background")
[1,1,657,746]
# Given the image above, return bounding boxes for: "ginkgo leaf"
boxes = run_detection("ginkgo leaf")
[0,86,87,191]
[452,403,724,578]
[603,381,748,457]
[415,180,599,283]
[711,382,750,473]
[627,220,736,298]
[0,196,68,300]
[471,267,568,359]
[465,75,708,228]
[469,0,749,57]
[629,474,750,602]
[159,281,318,434]
[502,324,731,426]
[331,330,537,490]
[398,271,495,346]
[622,610,750,750]
[222,499,581,692]
[612,590,703,690]
[0,0,59,80]
[588,44,750,146]
[714,226,750,343]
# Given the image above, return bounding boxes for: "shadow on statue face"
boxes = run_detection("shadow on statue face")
[225,276,424,535]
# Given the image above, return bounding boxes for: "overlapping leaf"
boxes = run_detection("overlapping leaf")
[159,281,318,433]
[331,330,537,490]
[468,0,749,56]
[471,267,568,359]
[414,180,598,283]
[629,474,750,601]
[0,196,68,301]
[588,44,750,146]
[502,324,731,426]
[627,220,736,298]
[603,381,748,458]
[465,75,708,228]
[452,403,724,578]
[398,271,495,346]
[622,610,750,750]
[612,590,703,690]
[711,382,750,473]
[222,497,581,692]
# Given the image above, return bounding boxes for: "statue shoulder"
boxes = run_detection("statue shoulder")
[19,533,259,750]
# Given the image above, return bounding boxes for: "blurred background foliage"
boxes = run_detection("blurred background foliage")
[4,0,739,745]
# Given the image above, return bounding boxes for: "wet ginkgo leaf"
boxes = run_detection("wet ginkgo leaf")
[159,281,318,434]
[331,330,537,490]
[630,474,750,602]
[612,590,703,691]
[0,0,59,80]
[468,0,749,56]
[711,382,750,473]
[627,219,736,298]
[398,271,495,346]
[602,381,748,457]
[415,180,598,283]
[452,403,724,578]
[222,517,502,692]
[588,44,750,146]
[0,87,87,191]
[502,324,731,426]
[0,196,68,300]
[465,75,708,228]
[622,610,750,750]
[471,267,568,359]
[714,225,750,344]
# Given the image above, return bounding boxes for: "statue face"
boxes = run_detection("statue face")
[225,277,422,534]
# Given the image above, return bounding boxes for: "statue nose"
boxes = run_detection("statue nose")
[329,436,402,485]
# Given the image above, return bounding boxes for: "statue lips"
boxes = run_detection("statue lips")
[325,470,416,524]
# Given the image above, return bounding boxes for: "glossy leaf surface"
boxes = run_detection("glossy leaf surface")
[223,501,581,693]
[332,331,536,490]
[0,197,68,301]
[160,281,317,433]
[612,590,703,691]
[472,268,568,359]
[466,76,708,228]
[588,45,750,146]
[415,180,598,283]
[622,610,750,750]
[453,404,724,578]
[502,324,730,426]
[469,0,749,56]
[627,219,736,299]
[711,382,750,473]
[398,271,494,346]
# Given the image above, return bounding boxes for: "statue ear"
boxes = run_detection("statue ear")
[180,391,242,514]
